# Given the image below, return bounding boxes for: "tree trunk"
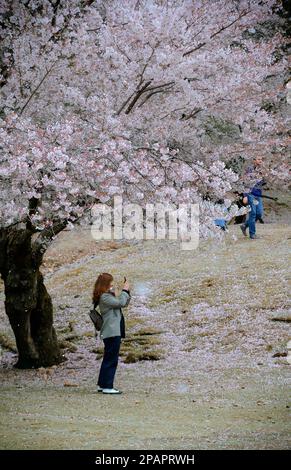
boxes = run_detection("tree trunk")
[0,227,62,369]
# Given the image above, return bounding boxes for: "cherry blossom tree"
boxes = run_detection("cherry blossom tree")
[0,0,289,368]
[1,1,288,162]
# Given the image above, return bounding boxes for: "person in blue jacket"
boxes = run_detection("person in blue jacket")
[240,156,266,239]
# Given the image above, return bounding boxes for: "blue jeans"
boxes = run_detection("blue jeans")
[97,336,121,389]
[256,196,263,219]
[244,194,262,237]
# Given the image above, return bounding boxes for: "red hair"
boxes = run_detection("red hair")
[92,272,113,304]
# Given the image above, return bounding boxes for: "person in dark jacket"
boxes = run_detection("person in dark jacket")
[240,157,266,239]
[92,273,131,394]
[240,193,261,239]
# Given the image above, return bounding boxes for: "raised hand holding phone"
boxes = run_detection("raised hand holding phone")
[123,276,130,291]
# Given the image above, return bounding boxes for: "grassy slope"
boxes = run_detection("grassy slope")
[0,223,290,449]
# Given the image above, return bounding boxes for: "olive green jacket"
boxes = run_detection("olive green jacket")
[98,290,131,340]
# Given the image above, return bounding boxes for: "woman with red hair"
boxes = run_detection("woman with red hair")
[92,273,131,394]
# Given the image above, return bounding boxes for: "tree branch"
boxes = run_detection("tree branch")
[137,86,175,108]
[183,9,251,57]
[137,43,159,88]
[19,59,59,115]
[124,80,153,114]
[124,81,175,114]
[116,90,137,116]
[31,218,68,266]
[180,107,202,121]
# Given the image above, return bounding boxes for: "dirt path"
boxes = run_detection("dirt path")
[0,223,290,449]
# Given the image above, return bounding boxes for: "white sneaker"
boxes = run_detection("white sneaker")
[97,386,103,393]
[102,388,122,394]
